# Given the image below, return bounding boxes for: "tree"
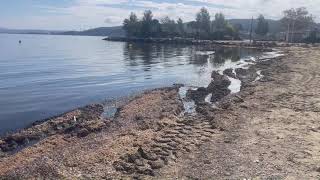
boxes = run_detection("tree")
[141,10,154,37]
[195,7,211,38]
[160,16,177,37]
[212,13,226,31]
[123,12,139,37]
[212,13,227,39]
[281,7,314,42]
[255,14,269,36]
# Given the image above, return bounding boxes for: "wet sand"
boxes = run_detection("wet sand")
[1,45,320,179]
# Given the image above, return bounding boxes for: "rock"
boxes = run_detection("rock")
[211,88,231,102]
[186,87,208,103]
[148,160,164,169]
[235,68,248,78]
[223,68,237,79]
[207,75,231,93]
[138,147,158,161]
[211,71,221,80]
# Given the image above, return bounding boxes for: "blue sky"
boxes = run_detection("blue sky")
[0,0,319,30]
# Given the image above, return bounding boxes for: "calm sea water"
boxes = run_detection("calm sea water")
[0,34,260,134]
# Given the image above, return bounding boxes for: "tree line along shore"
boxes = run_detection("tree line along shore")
[118,7,319,43]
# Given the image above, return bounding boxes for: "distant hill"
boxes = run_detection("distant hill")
[0,26,125,37]
[57,26,125,37]
[0,28,64,35]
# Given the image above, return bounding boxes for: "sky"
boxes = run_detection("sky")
[0,0,319,30]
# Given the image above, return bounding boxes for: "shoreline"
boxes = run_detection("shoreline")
[2,45,319,179]
[0,43,277,138]
[0,45,284,158]
[0,45,281,139]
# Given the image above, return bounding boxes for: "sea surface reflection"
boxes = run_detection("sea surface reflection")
[0,34,261,134]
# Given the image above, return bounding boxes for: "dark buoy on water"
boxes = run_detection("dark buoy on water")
[19,40,22,44]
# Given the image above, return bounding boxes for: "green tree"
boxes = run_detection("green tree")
[141,10,154,38]
[123,12,139,37]
[255,14,269,36]
[212,13,227,39]
[160,16,177,37]
[195,7,211,38]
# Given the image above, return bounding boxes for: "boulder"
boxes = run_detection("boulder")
[235,68,248,79]
[207,76,231,92]
[186,87,208,103]
[211,88,231,102]
[223,68,237,79]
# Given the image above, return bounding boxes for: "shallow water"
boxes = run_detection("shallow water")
[0,34,262,134]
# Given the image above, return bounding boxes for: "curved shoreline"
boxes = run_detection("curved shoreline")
[8,44,320,179]
[0,45,284,157]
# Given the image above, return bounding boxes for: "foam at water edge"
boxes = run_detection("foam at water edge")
[179,86,197,115]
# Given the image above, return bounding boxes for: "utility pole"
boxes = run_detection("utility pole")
[249,16,253,44]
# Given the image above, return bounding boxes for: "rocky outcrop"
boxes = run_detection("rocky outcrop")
[186,71,232,104]
[186,87,208,103]
[223,68,237,79]
[207,71,231,102]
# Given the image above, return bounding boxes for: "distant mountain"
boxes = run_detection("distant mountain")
[57,26,125,37]
[0,26,125,37]
[228,19,285,34]
[0,28,64,35]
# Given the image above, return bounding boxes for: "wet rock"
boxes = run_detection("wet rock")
[186,87,208,103]
[211,88,231,102]
[211,71,221,80]
[223,68,237,79]
[148,160,164,169]
[235,68,248,79]
[207,75,231,92]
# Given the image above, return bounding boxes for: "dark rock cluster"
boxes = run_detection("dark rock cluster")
[187,71,232,104]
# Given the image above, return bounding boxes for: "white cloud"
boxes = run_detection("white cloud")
[1,0,319,30]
